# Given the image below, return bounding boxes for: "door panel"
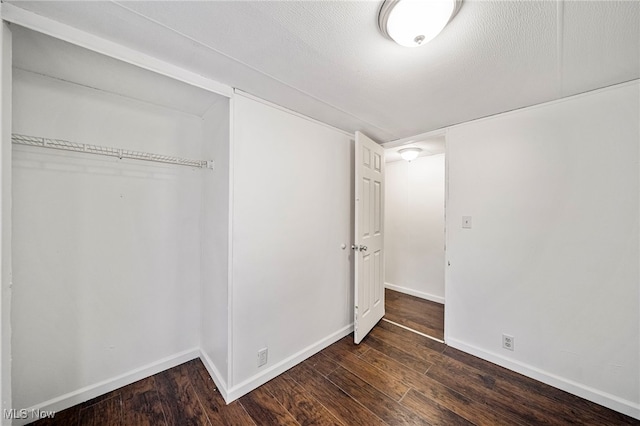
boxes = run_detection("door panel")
[354,131,385,344]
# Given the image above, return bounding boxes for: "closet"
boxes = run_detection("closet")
[7,24,230,414]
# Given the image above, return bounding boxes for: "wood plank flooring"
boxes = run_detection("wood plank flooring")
[385,288,445,340]
[32,321,637,425]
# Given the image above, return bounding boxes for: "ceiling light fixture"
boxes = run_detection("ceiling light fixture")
[378,0,462,47]
[398,147,422,161]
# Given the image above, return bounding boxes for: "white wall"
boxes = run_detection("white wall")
[385,154,445,303]
[229,93,353,397]
[11,69,204,411]
[201,98,231,389]
[446,81,640,418]
[0,22,12,423]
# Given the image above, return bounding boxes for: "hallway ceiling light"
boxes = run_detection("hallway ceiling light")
[378,0,462,47]
[399,147,422,161]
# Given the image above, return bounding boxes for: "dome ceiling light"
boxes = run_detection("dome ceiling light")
[378,0,462,47]
[398,147,422,161]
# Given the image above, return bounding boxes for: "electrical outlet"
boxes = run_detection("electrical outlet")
[502,334,514,351]
[257,348,268,367]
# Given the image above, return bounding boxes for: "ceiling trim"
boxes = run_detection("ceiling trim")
[447,78,640,132]
[384,78,640,149]
[382,128,447,149]
[0,2,233,98]
[111,1,394,139]
[234,89,354,139]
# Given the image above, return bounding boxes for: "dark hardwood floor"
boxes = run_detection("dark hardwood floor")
[384,288,445,340]
[32,321,637,425]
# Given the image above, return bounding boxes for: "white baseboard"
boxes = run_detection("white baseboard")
[385,282,445,304]
[11,348,200,426]
[198,350,229,402]
[9,325,355,424]
[447,338,640,420]
[224,324,354,403]
[12,333,638,422]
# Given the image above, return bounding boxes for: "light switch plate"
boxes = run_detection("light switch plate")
[462,216,472,229]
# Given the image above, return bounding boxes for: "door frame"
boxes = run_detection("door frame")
[0,17,12,419]
[379,129,449,344]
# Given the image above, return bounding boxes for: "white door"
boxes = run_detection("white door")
[354,131,385,344]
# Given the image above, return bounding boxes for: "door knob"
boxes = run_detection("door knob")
[359,245,368,252]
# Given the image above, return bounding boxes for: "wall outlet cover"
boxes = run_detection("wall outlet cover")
[258,347,268,367]
[502,334,514,351]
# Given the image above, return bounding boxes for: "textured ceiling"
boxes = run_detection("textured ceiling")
[6,0,640,143]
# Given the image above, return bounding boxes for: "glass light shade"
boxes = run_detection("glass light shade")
[399,147,422,161]
[380,0,458,47]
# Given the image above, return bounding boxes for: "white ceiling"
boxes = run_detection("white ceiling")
[7,1,640,143]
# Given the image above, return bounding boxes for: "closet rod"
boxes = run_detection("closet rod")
[11,134,214,169]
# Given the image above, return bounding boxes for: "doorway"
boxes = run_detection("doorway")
[382,136,446,342]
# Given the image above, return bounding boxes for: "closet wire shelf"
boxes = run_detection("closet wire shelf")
[11,134,214,169]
